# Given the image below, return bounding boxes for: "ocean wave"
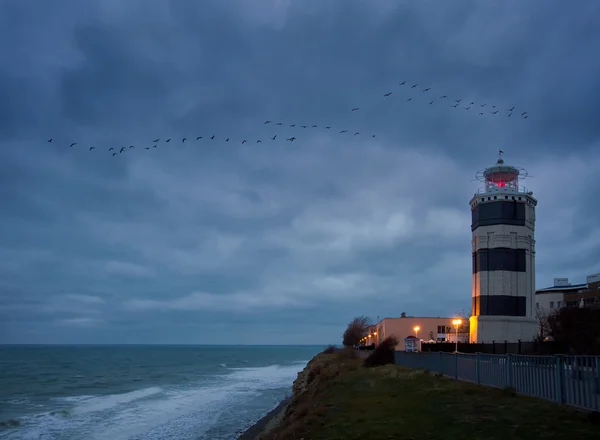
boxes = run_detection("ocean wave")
[0,357,312,439]
[71,387,163,415]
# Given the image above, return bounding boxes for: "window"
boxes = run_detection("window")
[437,325,450,334]
[518,197,522,200]
[493,196,497,200]
[557,301,562,308]
[536,302,539,309]
[505,196,508,199]
[550,301,554,309]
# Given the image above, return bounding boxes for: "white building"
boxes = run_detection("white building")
[535,273,600,314]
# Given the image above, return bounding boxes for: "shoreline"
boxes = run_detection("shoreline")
[237,397,291,440]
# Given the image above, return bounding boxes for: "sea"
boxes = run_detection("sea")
[0,345,321,440]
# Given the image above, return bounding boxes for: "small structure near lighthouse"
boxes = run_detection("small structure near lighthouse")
[469,151,538,343]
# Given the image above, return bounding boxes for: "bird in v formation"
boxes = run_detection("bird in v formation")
[47,77,528,155]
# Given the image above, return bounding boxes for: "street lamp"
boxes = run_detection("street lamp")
[413,326,420,339]
[452,319,462,353]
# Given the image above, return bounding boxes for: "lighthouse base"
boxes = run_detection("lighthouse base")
[469,315,538,344]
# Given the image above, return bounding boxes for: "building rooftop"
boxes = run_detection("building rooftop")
[535,283,587,294]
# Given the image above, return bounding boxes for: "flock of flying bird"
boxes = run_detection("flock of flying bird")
[46,79,529,156]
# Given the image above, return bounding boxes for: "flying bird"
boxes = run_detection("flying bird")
[324,126,331,129]
[120,147,126,153]
[399,81,406,85]
[465,106,471,110]
[182,138,187,143]
[508,106,515,111]
[112,153,117,156]
[440,95,448,98]
[479,112,484,115]
[508,113,512,117]
[406,98,412,102]
[290,124,296,127]
[454,99,462,102]
[210,135,215,140]
[384,92,392,97]
[166,139,171,143]
[312,125,317,128]
[129,145,135,148]
[411,84,418,88]
[354,132,359,136]
[491,110,499,114]
[524,115,529,119]
[242,140,247,144]
[423,88,431,92]
[340,130,348,133]
[145,147,150,150]
[351,108,360,111]
[469,102,475,105]
[264,120,272,124]
[301,125,308,128]
[89,147,95,151]
[429,101,434,104]
[372,135,375,138]
[196,136,203,140]
[452,103,459,108]
[69,142,77,147]
[276,122,283,126]
[153,145,157,148]
[109,147,114,151]
[521,112,527,116]
[480,104,486,107]
[153,138,160,143]
[47,138,52,143]
[271,135,276,140]
[287,137,296,142]
[226,138,229,142]
[256,140,262,143]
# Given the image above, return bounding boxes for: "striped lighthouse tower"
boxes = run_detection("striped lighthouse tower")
[469,151,538,343]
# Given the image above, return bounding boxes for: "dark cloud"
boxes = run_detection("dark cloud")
[1,0,599,344]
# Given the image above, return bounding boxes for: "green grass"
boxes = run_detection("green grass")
[262,354,598,440]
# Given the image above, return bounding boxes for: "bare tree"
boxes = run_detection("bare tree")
[456,309,471,334]
[535,309,551,342]
[342,315,372,346]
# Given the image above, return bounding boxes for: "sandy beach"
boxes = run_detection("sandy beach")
[236,397,291,440]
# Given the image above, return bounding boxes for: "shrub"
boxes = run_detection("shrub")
[322,345,337,354]
[337,347,358,359]
[363,336,398,368]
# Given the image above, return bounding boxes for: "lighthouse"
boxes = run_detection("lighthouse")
[469,151,538,343]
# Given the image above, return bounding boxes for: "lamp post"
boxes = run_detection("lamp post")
[413,326,420,339]
[452,319,462,353]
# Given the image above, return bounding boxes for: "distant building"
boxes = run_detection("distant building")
[366,316,468,351]
[536,273,600,314]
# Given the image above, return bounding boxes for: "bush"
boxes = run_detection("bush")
[336,347,358,359]
[363,336,399,368]
[322,345,337,354]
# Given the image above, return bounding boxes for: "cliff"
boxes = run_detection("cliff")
[254,349,598,440]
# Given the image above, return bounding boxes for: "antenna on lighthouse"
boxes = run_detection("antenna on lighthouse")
[497,149,504,164]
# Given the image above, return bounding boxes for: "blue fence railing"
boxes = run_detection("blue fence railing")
[394,351,600,412]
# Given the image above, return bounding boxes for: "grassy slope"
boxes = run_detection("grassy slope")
[261,353,598,440]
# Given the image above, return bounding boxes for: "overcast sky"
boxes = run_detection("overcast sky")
[1,0,599,345]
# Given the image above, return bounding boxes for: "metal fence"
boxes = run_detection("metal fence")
[394,351,600,412]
